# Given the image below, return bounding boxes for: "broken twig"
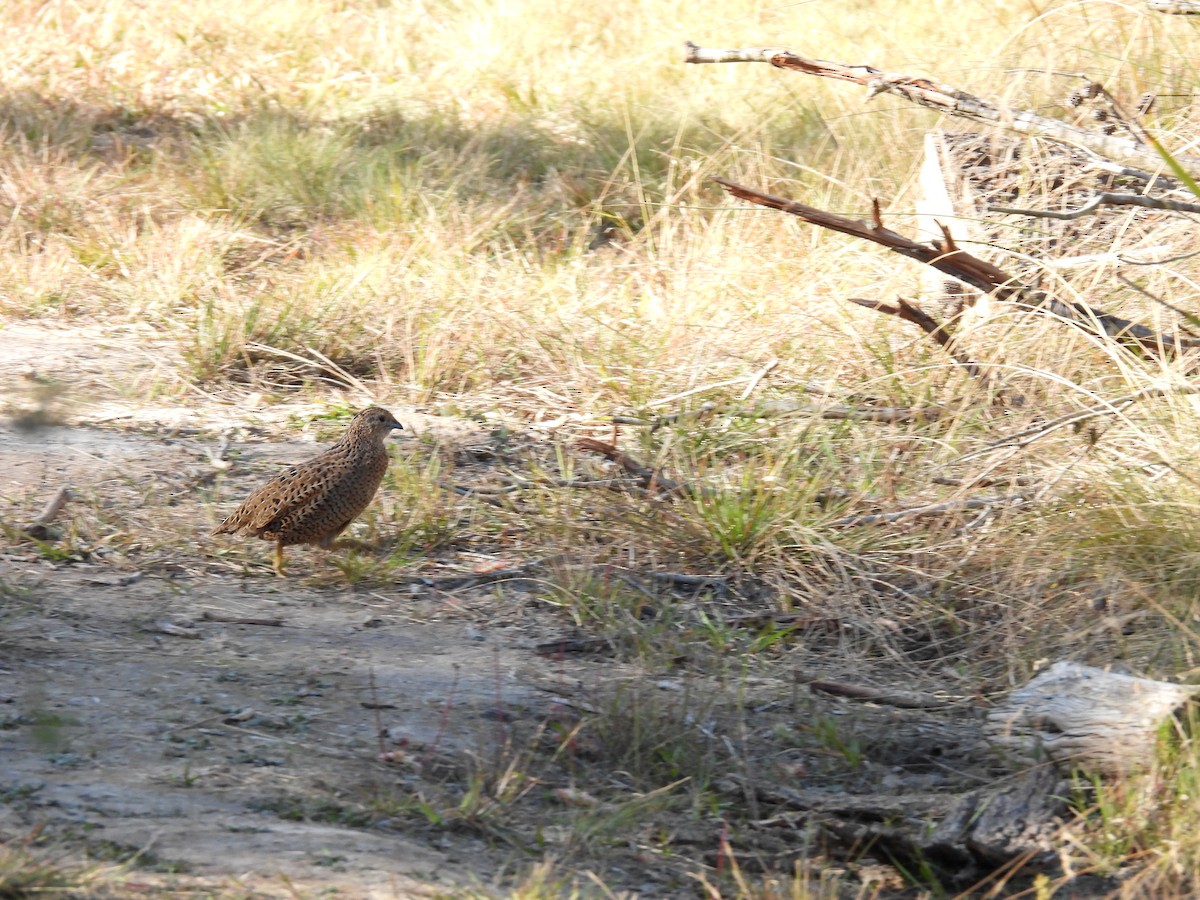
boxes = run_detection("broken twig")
[829,492,1032,527]
[200,612,285,627]
[577,438,695,497]
[23,485,71,540]
[957,383,1200,462]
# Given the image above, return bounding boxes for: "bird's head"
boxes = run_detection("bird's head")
[348,406,404,443]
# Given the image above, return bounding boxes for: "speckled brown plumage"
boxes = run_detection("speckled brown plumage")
[212,407,403,575]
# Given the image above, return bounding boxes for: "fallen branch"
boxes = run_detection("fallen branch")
[535,636,615,656]
[143,620,201,639]
[739,357,779,400]
[808,678,959,710]
[439,476,631,507]
[439,481,510,508]
[716,178,1200,359]
[931,474,1038,488]
[829,492,1032,527]
[647,571,730,589]
[614,399,941,429]
[200,612,285,627]
[685,42,1199,176]
[577,438,695,497]
[395,555,564,588]
[847,297,1025,404]
[990,190,1200,220]
[957,383,1200,461]
[724,611,837,630]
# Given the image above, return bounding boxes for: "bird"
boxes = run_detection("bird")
[212,406,404,575]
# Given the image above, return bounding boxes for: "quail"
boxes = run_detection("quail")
[212,407,403,575]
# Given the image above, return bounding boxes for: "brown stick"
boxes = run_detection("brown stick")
[846,298,983,377]
[200,612,285,627]
[846,297,1023,404]
[716,178,1200,359]
[577,438,695,497]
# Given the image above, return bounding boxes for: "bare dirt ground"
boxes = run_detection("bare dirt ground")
[1,323,632,897]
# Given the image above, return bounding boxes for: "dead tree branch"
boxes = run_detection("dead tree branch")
[991,191,1200,220]
[684,42,1200,176]
[846,297,1024,403]
[715,178,1200,359]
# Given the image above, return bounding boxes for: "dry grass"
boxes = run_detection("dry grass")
[6,0,1200,895]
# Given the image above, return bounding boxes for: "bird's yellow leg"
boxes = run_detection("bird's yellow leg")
[273,541,286,577]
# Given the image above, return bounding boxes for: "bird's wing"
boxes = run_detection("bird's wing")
[214,455,344,535]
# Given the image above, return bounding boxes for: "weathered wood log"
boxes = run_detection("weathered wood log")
[764,661,1196,872]
[986,661,1200,774]
[924,766,1067,868]
[766,767,1067,873]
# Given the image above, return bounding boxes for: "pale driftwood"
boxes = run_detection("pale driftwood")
[200,612,284,627]
[738,357,779,400]
[684,42,1199,176]
[31,485,70,527]
[716,178,1200,359]
[986,661,1200,775]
